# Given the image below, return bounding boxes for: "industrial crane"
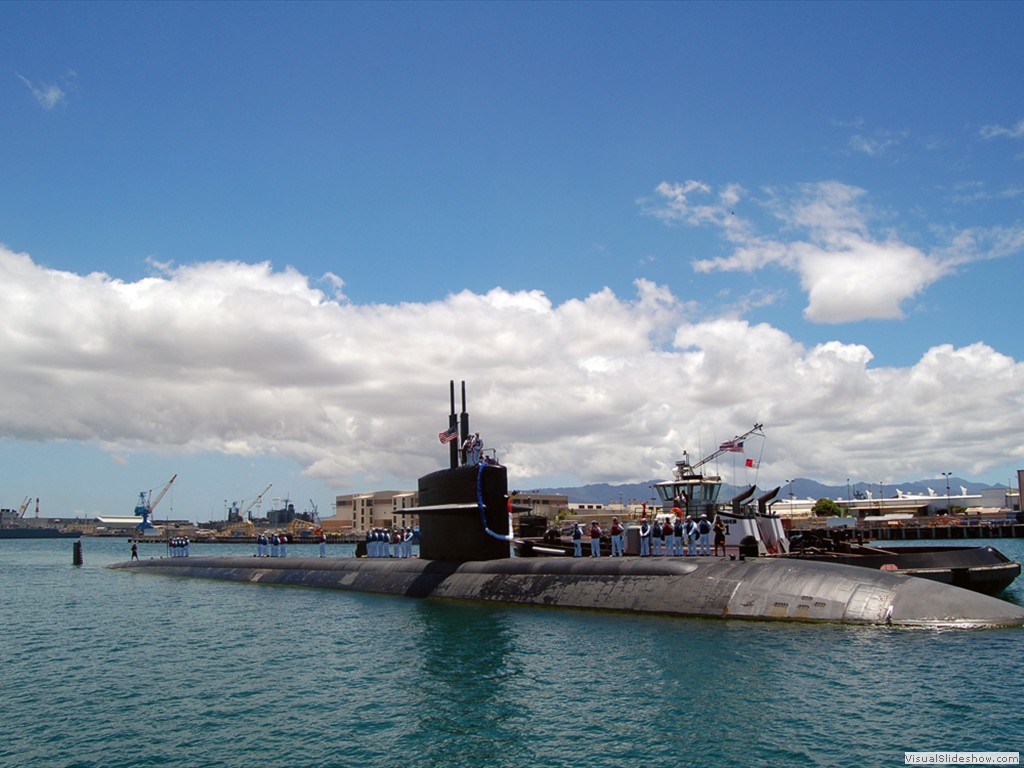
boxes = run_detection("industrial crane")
[133,474,177,531]
[237,484,272,523]
[16,496,31,519]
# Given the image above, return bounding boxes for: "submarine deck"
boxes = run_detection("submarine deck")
[110,555,1024,629]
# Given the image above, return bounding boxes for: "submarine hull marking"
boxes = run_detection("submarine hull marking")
[110,555,1024,628]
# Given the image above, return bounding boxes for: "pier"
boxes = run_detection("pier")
[857,521,1024,541]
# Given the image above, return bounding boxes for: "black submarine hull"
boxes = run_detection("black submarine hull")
[107,388,1024,629]
[110,554,1024,628]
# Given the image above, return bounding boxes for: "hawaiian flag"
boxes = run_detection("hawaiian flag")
[439,426,458,444]
[719,439,744,453]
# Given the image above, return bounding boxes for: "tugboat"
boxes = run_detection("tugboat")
[649,425,1020,595]
[784,532,1020,596]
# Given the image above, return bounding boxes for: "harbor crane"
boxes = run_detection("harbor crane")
[134,474,177,531]
[16,497,31,519]
[245,484,272,521]
[229,484,272,524]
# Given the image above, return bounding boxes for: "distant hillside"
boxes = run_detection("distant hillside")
[527,477,1007,506]
[524,481,660,505]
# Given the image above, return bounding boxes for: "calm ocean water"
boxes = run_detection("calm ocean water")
[3,536,1024,768]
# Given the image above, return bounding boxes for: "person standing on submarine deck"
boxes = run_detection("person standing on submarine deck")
[686,516,699,556]
[610,517,624,556]
[698,514,711,556]
[714,516,726,557]
[670,511,682,556]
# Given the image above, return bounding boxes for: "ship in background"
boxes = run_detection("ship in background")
[0,496,80,538]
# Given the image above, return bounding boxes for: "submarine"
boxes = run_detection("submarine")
[111,383,1024,629]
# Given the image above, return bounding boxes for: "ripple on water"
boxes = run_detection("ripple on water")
[4,538,1024,767]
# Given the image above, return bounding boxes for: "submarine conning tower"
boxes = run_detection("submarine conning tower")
[417,464,510,561]
[415,381,511,562]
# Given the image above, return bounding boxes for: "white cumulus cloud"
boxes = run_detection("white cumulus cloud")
[1,245,1023,492]
[648,179,1023,324]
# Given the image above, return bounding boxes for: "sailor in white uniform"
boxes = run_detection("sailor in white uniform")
[403,528,414,558]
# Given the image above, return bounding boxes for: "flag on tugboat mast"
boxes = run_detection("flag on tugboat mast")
[719,439,744,452]
[439,426,458,444]
[745,458,759,468]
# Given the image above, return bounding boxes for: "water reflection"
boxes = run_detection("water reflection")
[406,601,524,765]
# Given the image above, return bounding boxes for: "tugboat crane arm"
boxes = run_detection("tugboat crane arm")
[691,423,764,471]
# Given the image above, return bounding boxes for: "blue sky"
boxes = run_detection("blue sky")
[2,1,1024,521]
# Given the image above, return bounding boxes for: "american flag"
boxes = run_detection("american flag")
[439,426,458,444]
[719,439,744,453]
